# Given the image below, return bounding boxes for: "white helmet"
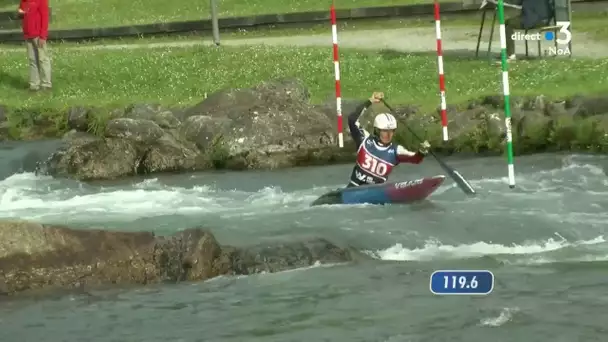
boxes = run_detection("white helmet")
[373,113,397,130]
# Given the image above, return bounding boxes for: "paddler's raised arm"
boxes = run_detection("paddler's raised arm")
[347,99,372,147]
[396,140,431,164]
[347,92,384,147]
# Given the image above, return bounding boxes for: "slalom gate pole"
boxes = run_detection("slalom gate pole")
[330,3,343,148]
[497,0,516,188]
[434,1,448,141]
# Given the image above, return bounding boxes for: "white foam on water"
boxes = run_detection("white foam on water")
[257,260,343,277]
[507,251,608,266]
[479,307,519,327]
[370,235,606,261]
[461,161,608,193]
[0,157,605,225]
[503,209,608,227]
[0,172,326,222]
[426,161,608,214]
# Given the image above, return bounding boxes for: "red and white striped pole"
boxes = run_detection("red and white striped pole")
[330,4,343,148]
[434,1,448,141]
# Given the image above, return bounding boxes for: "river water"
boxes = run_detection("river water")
[0,142,607,341]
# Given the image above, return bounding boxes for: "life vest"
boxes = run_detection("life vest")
[348,136,398,186]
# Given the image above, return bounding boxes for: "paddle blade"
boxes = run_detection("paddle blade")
[449,169,476,195]
[433,157,475,195]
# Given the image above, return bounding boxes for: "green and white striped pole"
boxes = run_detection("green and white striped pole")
[497,0,516,188]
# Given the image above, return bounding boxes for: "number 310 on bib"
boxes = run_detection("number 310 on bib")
[429,270,494,295]
[361,155,388,176]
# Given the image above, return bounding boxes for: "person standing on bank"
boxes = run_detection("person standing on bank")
[18,0,52,92]
[504,0,553,62]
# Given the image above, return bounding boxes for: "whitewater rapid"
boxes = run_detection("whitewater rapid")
[0,154,606,268]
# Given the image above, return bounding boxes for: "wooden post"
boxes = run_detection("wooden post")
[210,0,220,45]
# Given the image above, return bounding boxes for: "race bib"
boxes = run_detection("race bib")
[359,153,390,177]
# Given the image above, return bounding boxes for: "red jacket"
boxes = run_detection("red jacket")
[19,0,49,40]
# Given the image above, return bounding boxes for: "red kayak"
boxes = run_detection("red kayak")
[311,175,445,206]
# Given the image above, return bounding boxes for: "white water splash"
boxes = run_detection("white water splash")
[470,162,608,193]
[479,307,519,327]
[0,172,324,222]
[0,158,606,230]
[507,252,608,266]
[370,236,606,261]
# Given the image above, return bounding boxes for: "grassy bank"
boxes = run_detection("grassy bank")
[0,0,433,30]
[1,45,607,110]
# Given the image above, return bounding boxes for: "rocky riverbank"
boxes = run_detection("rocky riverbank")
[0,220,362,296]
[0,78,607,181]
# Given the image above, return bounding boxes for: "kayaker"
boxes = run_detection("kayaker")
[346,92,431,187]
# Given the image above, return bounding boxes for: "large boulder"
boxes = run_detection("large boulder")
[0,220,360,296]
[35,79,353,180]
[0,221,223,294]
[140,133,202,173]
[37,113,203,180]
[179,78,339,169]
[123,103,182,129]
[37,134,141,180]
[104,118,165,144]
[215,238,356,275]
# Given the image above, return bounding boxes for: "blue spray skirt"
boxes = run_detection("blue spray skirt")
[311,175,446,206]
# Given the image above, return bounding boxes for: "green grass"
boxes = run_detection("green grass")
[1,45,607,112]
[0,0,434,30]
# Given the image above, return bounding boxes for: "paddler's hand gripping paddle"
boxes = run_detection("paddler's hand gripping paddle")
[381,99,476,195]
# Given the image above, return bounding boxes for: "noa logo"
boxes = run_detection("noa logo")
[544,21,572,56]
[543,22,572,45]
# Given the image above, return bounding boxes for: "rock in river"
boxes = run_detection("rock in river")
[0,220,359,296]
[33,78,353,180]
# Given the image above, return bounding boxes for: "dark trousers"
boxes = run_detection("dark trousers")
[505,15,524,56]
